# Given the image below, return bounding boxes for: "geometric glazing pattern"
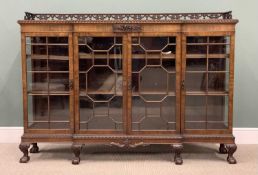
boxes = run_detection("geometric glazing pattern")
[131,37,176,130]
[185,36,230,130]
[78,36,123,130]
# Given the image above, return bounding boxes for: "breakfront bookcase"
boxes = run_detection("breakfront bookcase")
[18,11,238,165]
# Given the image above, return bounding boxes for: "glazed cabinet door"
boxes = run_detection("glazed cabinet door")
[128,34,181,134]
[23,34,74,133]
[181,33,234,134]
[74,34,125,133]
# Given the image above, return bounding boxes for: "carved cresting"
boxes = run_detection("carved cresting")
[23,11,233,21]
[113,24,142,32]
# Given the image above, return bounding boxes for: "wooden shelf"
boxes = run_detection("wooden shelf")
[30,55,69,60]
[185,91,228,96]
[80,90,122,96]
[79,53,122,59]
[186,54,229,59]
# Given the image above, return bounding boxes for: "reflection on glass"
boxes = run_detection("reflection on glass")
[162,45,176,54]
[208,73,228,91]
[185,73,206,91]
[186,58,206,71]
[185,95,206,129]
[207,96,228,129]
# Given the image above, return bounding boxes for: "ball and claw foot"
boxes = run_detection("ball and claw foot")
[30,143,39,153]
[19,143,30,163]
[72,157,80,165]
[226,144,237,164]
[173,144,183,165]
[72,143,82,165]
[219,144,228,154]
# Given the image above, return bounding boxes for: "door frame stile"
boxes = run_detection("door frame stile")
[73,32,80,133]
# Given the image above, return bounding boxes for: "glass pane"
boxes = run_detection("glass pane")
[168,73,176,92]
[48,37,68,44]
[27,73,48,92]
[185,73,206,91]
[186,58,206,71]
[87,37,114,50]
[187,45,207,54]
[132,59,145,72]
[185,95,206,129]
[49,73,69,92]
[32,45,47,55]
[209,45,229,54]
[79,36,123,131]
[208,58,229,71]
[132,36,176,131]
[48,45,68,56]
[48,60,69,71]
[162,45,176,54]
[28,95,48,129]
[132,45,145,54]
[87,67,115,93]
[27,59,47,71]
[208,73,229,91]
[140,67,167,93]
[187,37,207,43]
[162,59,175,72]
[79,59,93,72]
[140,37,168,50]
[49,96,69,129]
[207,96,228,129]
[209,36,230,43]
[109,59,122,72]
[31,37,46,44]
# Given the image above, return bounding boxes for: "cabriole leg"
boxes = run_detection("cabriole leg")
[30,143,39,153]
[72,143,82,165]
[226,144,237,164]
[19,143,30,163]
[172,144,183,165]
[219,143,228,154]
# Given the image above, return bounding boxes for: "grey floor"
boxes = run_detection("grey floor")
[0,143,257,175]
